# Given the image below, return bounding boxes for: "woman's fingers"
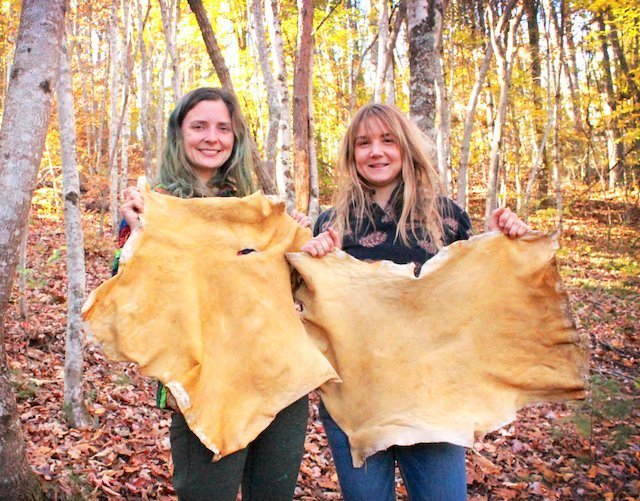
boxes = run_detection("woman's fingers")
[300,230,339,257]
[119,186,144,228]
[489,207,529,238]
[289,209,312,228]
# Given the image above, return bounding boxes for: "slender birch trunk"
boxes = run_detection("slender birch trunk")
[108,0,120,231]
[269,0,295,207]
[597,14,624,187]
[457,41,492,209]
[0,1,66,497]
[136,0,153,179]
[434,21,451,195]
[250,0,279,193]
[57,34,91,428]
[484,0,523,225]
[159,0,182,101]
[156,51,168,169]
[374,0,390,102]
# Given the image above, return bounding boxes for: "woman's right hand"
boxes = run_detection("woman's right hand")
[120,186,144,229]
[300,227,341,257]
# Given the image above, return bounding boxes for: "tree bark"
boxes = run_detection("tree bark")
[155,51,168,170]
[136,0,153,179]
[407,0,445,138]
[484,0,523,225]
[308,43,320,218]
[158,0,182,101]
[457,40,492,210]
[0,0,66,497]
[381,2,405,106]
[597,14,624,187]
[57,34,91,428]
[269,0,295,208]
[250,0,279,195]
[293,0,313,211]
[374,0,390,102]
[108,0,120,232]
[434,18,451,195]
[187,0,235,92]
[18,224,28,319]
[523,0,550,197]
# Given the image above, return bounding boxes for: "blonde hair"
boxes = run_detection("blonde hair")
[331,103,446,248]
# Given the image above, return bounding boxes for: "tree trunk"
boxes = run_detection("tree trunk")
[407,0,445,138]
[57,34,91,428]
[250,0,279,195]
[308,44,320,218]
[293,0,313,211]
[158,0,182,101]
[136,0,153,179]
[597,14,624,187]
[0,1,66,498]
[108,0,120,232]
[434,20,451,195]
[374,0,390,102]
[18,224,28,319]
[457,41,493,210]
[156,51,168,170]
[524,0,550,198]
[187,0,235,92]
[382,1,405,105]
[269,0,295,208]
[484,0,523,225]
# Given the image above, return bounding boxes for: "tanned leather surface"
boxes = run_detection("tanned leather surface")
[288,232,588,467]
[82,187,339,459]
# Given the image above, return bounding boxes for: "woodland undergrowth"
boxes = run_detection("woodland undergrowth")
[5,184,639,500]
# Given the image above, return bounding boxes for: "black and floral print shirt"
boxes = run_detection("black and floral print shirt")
[314,195,472,269]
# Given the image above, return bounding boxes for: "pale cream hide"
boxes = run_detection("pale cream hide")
[82,187,339,459]
[288,232,588,467]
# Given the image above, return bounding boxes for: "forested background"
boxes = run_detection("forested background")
[0,0,638,499]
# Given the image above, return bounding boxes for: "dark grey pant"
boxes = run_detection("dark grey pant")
[170,395,309,501]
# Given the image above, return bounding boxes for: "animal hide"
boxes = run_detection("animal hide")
[288,232,588,467]
[82,187,340,459]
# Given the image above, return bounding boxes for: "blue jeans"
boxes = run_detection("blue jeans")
[319,402,466,501]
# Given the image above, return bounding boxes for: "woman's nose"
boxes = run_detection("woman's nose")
[370,141,383,156]
[204,128,219,143]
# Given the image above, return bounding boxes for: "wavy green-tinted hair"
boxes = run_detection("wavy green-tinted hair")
[156,87,257,198]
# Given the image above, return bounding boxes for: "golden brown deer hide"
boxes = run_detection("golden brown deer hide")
[82,187,339,459]
[288,232,588,467]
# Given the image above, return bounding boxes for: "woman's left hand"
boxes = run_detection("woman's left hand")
[488,207,529,238]
[289,209,312,229]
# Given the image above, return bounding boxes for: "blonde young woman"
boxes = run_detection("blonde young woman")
[118,87,309,501]
[301,103,528,500]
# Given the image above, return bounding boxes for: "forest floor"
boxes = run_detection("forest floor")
[5,183,639,500]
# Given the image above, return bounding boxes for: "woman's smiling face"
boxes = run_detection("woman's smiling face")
[181,99,235,183]
[353,118,403,202]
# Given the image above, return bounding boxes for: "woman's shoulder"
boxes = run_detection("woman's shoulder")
[436,196,473,242]
[313,208,336,236]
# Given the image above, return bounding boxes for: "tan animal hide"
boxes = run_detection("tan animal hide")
[82,187,340,459]
[288,232,588,467]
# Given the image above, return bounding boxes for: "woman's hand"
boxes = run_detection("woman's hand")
[300,228,341,257]
[488,207,529,238]
[289,209,312,229]
[120,186,144,229]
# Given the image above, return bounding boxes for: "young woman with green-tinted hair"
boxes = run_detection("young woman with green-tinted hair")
[118,87,311,500]
[157,86,257,199]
